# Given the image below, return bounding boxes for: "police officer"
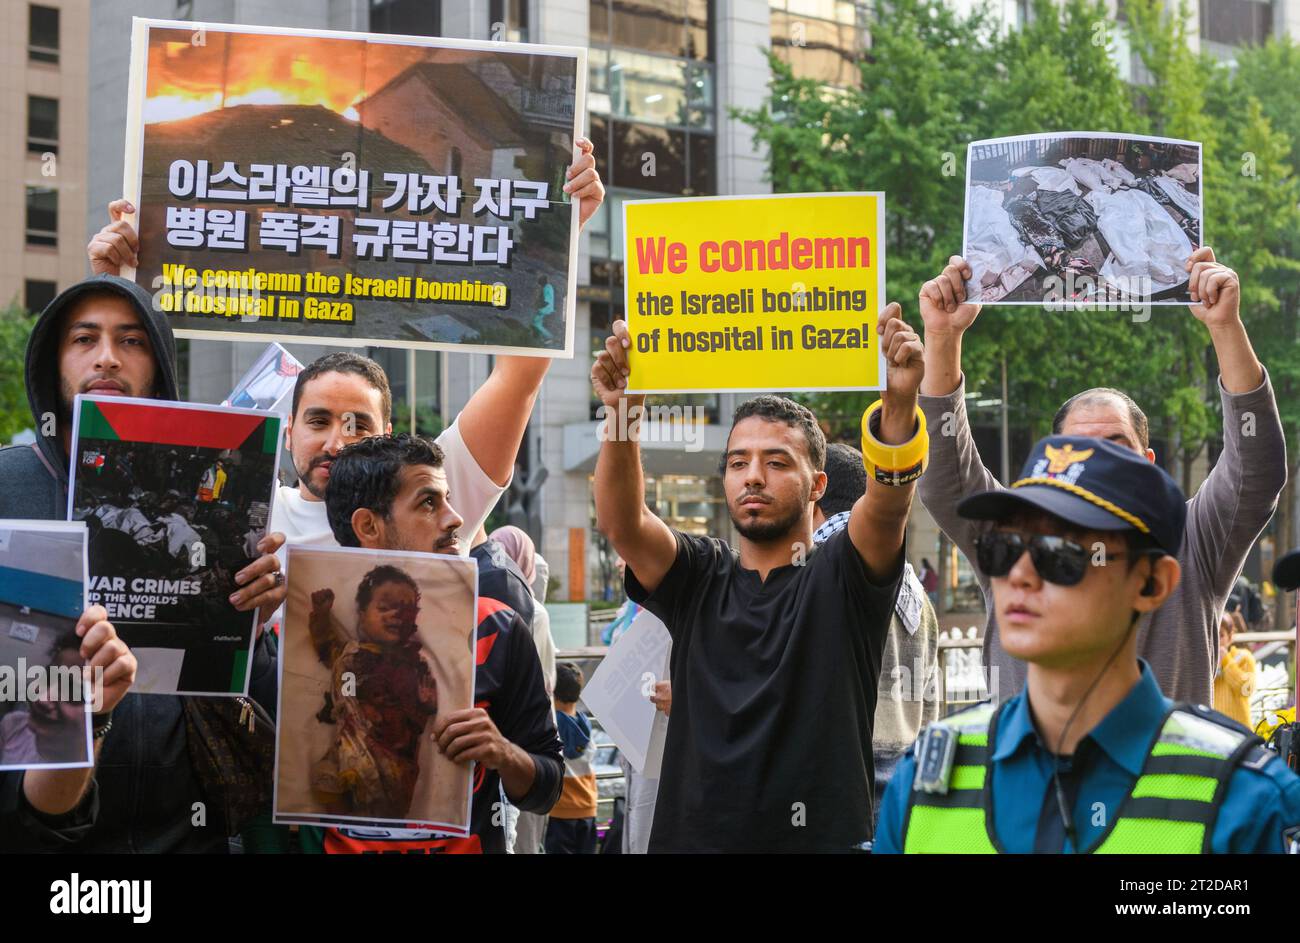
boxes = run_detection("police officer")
[875,435,1300,853]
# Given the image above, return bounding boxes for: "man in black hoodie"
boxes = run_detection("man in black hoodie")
[0,273,287,851]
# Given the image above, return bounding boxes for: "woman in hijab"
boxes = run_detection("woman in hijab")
[489,525,559,855]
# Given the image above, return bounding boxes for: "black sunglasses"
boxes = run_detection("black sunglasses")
[974,531,1093,587]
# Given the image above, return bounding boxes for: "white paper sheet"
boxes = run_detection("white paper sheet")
[581,610,671,775]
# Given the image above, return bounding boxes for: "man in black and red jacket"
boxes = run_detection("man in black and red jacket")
[317,433,562,854]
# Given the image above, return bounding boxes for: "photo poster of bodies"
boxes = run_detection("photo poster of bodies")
[122,18,586,357]
[623,192,887,393]
[0,521,93,772]
[962,132,1202,306]
[67,395,283,697]
[275,545,478,834]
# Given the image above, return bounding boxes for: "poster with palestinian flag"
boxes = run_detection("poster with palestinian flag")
[67,395,283,696]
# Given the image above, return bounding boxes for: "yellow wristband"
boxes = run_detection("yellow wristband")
[861,400,928,486]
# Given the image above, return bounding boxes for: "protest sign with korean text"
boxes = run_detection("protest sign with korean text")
[623,192,886,393]
[123,19,585,356]
[68,396,283,696]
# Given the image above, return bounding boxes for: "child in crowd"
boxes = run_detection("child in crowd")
[545,662,598,853]
[1213,610,1256,728]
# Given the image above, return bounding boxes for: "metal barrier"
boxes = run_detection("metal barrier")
[935,629,1297,721]
[568,621,1297,726]
[1236,631,1297,727]
[936,633,985,715]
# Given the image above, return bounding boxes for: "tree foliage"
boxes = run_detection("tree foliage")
[0,303,37,444]
[738,0,1300,514]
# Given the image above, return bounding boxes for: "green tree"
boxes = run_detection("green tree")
[742,0,1195,446]
[0,303,37,443]
[1208,47,1300,626]
[740,0,1300,619]
[1128,0,1300,628]
[740,0,995,312]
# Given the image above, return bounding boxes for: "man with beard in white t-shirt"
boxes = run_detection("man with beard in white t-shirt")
[267,134,606,564]
[270,350,518,559]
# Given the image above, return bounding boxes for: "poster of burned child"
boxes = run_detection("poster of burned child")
[962,132,1202,306]
[68,396,283,696]
[121,18,585,356]
[274,546,477,834]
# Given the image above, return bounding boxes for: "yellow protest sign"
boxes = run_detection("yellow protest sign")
[623,192,886,393]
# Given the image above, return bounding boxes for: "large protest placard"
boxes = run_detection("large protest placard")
[122,19,585,356]
[623,192,886,393]
[962,132,1202,307]
[0,522,93,772]
[68,396,283,696]
[275,546,477,834]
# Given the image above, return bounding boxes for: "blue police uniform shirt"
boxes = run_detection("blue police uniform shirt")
[875,660,1300,853]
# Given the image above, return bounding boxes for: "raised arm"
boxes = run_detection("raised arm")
[458,356,549,487]
[1183,247,1286,601]
[919,256,982,400]
[1188,246,1263,394]
[591,319,678,595]
[448,137,606,487]
[846,305,924,581]
[915,256,1002,570]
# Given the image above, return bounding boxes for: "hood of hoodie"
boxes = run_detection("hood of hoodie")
[26,274,180,475]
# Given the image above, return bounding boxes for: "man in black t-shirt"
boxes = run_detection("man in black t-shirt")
[591,306,927,853]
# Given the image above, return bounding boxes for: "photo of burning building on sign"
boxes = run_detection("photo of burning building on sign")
[133,26,581,352]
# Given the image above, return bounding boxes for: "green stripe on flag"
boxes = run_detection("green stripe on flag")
[78,400,119,441]
[260,417,280,454]
[230,648,249,694]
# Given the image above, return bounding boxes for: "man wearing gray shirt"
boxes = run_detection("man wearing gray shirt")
[915,246,1285,704]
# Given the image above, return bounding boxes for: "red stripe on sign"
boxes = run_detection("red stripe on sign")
[93,401,266,449]
[323,832,483,855]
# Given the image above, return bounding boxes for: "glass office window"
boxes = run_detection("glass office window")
[28,96,58,155]
[29,5,59,64]
[26,187,57,247]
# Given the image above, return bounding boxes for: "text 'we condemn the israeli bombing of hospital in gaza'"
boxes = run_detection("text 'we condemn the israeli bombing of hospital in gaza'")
[632,230,876,352]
